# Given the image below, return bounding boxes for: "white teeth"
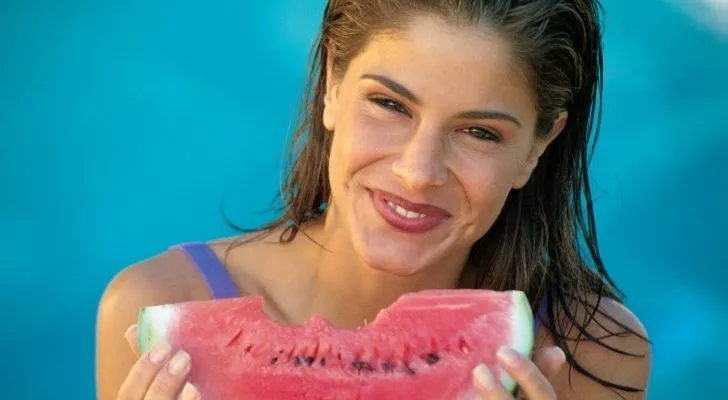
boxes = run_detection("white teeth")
[405,210,422,219]
[386,201,426,219]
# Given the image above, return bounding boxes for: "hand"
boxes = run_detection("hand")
[116,324,201,400]
[472,346,566,399]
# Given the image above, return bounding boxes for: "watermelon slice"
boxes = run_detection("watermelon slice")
[138,289,534,399]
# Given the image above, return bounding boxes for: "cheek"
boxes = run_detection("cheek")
[456,156,523,222]
[332,106,406,181]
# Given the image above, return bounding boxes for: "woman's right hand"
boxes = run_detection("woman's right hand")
[116,324,201,400]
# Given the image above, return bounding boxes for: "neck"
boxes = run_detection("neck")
[295,213,466,329]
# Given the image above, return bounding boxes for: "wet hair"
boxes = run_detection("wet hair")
[227,0,649,396]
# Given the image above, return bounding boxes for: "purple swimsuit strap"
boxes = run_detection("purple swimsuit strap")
[175,242,240,299]
[533,295,549,335]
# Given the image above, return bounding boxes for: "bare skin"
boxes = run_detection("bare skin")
[96,16,652,400]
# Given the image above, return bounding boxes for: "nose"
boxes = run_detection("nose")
[392,125,449,190]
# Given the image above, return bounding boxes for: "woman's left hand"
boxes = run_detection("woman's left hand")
[473,346,566,399]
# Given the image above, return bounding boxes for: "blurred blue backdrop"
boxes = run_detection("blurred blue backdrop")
[1,0,726,398]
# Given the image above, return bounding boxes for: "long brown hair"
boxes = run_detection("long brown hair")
[227,0,649,395]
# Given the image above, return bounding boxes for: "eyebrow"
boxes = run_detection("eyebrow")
[360,73,523,128]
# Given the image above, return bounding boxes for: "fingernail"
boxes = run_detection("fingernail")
[168,350,191,375]
[180,382,201,400]
[124,325,137,340]
[497,347,520,367]
[473,364,494,391]
[149,342,172,364]
[552,347,566,363]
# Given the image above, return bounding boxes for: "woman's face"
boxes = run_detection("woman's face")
[323,15,564,277]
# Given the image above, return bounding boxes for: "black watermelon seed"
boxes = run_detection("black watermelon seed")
[381,362,394,373]
[352,360,374,373]
[270,357,279,365]
[294,356,316,366]
[319,357,326,367]
[404,366,416,375]
[425,353,440,365]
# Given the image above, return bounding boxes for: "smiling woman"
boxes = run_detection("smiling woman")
[96,1,652,399]
[321,18,551,278]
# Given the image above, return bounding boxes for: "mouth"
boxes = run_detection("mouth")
[369,189,450,233]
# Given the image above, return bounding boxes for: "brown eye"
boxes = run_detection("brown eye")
[371,98,410,115]
[463,127,500,141]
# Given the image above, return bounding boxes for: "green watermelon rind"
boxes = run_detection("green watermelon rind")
[137,304,178,355]
[499,291,535,394]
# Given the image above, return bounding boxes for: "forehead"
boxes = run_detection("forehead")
[344,16,537,118]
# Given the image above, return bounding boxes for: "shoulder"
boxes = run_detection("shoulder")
[95,246,214,349]
[546,294,652,400]
[96,232,282,332]
[98,246,211,316]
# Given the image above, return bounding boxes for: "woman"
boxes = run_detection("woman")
[96,0,652,399]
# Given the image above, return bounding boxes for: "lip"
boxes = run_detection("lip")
[369,189,450,233]
[373,190,451,217]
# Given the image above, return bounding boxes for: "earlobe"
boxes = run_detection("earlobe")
[512,112,568,189]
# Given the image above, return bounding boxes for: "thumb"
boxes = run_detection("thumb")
[532,346,566,379]
[124,324,139,357]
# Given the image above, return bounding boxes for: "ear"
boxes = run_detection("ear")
[512,112,568,189]
[322,46,340,132]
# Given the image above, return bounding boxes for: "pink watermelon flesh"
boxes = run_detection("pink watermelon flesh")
[138,289,534,400]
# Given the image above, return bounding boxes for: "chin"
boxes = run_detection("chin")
[353,236,442,277]
[367,257,427,277]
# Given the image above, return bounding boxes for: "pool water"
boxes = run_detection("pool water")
[0,0,726,398]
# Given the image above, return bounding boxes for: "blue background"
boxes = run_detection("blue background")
[1,0,726,398]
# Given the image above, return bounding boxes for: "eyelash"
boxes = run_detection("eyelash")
[369,97,501,142]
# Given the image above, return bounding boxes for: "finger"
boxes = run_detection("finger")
[117,341,174,400]
[125,325,139,357]
[532,346,566,379]
[179,383,202,400]
[144,350,192,400]
[497,347,557,400]
[472,364,512,400]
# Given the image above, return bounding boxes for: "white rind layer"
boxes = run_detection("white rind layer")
[138,304,179,354]
[498,291,535,393]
